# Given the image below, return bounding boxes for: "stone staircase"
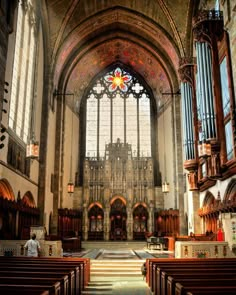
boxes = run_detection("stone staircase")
[81,259,147,294]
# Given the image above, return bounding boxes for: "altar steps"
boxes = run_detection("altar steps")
[81,260,151,295]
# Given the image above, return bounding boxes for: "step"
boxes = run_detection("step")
[84,286,113,291]
[91,271,143,277]
[82,281,113,295]
[91,267,142,272]
[89,276,144,282]
[88,282,113,286]
[91,259,145,266]
[82,292,113,295]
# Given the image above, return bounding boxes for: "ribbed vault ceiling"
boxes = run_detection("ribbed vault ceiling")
[44,0,199,107]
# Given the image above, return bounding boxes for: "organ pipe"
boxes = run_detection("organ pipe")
[196,42,216,140]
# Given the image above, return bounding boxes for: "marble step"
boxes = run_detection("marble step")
[81,281,113,294]
[91,267,142,272]
[91,271,142,277]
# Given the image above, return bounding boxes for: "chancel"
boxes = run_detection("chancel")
[0,0,236,294]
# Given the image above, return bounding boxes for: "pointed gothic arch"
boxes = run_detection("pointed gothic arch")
[110,197,127,240]
[202,191,216,207]
[224,178,236,202]
[0,178,15,201]
[201,191,219,234]
[22,191,36,208]
[133,203,148,240]
[88,203,104,240]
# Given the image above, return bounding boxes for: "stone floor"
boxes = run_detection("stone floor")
[67,241,174,294]
[109,280,152,295]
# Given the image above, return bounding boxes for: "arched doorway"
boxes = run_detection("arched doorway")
[110,197,127,240]
[133,203,148,240]
[201,192,219,234]
[88,203,104,240]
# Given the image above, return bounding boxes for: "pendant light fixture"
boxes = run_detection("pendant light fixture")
[162,99,170,193]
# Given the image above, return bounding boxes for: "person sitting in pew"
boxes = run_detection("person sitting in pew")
[141,262,147,280]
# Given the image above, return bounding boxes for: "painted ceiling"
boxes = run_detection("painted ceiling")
[44,0,199,108]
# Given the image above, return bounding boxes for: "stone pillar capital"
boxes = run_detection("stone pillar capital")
[178,58,196,85]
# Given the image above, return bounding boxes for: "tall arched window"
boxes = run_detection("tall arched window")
[9,0,38,143]
[220,56,233,160]
[85,66,152,159]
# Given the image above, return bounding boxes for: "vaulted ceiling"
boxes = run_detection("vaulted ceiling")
[43,0,200,108]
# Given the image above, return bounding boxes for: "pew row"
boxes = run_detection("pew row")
[0,256,90,295]
[146,258,236,295]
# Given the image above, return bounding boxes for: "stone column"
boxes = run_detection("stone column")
[82,203,88,241]
[192,191,201,233]
[127,205,133,240]
[147,201,154,233]
[104,203,110,241]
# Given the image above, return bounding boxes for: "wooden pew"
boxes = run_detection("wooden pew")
[0,273,70,295]
[146,258,236,295]
[0,270,74,295]
[168,276,236,295]
[0,264,79,295]
[0,277,65,295]
[186,289,236,295]
[176,282,236,295]
[0,256,90,292]
[166,271,236,295]
[0,282,61,295]
[0,256,90,294]
[157,267,236,295]
[146,258,236,294]
[0,285,50,294]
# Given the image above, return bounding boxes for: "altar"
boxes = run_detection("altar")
[175,241,235,258]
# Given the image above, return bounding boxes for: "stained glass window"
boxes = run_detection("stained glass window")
[85,66,152,158]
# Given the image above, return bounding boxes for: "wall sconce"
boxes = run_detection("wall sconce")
[161,98,170,194]
[26,134,39,159]
[67,93,75,195]
[67,181,74,194]
[162,181,170,193]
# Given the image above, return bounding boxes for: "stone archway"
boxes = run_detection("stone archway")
[22,191,36,207]
[88,203,104,240]
[202,191,219,233]
[133,203,148,240]
[109,197,127,240]
[0,178,15,201]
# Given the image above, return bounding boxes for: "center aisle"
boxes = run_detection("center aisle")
[82,259,152,295]
[64,241,174,294]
